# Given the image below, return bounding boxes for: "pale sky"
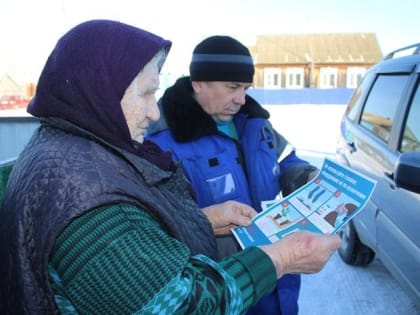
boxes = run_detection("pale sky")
[1,0,418,83]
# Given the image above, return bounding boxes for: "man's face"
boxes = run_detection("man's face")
[192,81,251,122]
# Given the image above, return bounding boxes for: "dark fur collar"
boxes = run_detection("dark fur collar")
[160,77,269,142]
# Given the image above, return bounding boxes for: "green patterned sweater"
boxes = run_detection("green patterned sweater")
[49,203,277,314]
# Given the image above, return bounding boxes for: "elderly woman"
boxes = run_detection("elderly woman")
[0,20,340,314]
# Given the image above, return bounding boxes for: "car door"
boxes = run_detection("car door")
[348,65,420,302]
[375,77,420,300]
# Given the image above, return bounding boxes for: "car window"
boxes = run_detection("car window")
[346,71,375,121]
[360,74,410,143]
[401,80,420,152]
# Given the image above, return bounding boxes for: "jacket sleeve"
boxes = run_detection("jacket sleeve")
[264,120,295,162]
[49,203,276,314]
[264,120,318,196]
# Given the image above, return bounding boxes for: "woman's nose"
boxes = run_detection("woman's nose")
[147,99,160,121]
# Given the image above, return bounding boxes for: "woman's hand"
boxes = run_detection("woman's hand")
[202,201,257,235]
[260,231,341,278]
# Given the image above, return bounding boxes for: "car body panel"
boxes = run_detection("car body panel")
[336,44,420,307]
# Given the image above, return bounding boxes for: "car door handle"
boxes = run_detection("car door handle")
[346,141,356,153]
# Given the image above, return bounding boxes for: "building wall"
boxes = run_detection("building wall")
[254,62,374,89]
[247,88,354,105]
[0,116,39,161]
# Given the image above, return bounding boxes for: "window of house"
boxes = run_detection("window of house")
[360,74,409,143]
[285,68,304,88]
[263,68,281,89]
[346,67,366,88]
[320,67,338,88]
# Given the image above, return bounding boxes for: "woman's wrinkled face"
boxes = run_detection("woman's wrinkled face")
[121,58,161,143]
[192,81,251,122]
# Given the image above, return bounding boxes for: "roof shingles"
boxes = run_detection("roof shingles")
[250,33,382,64]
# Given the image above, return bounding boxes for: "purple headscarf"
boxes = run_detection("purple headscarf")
[28,19,174,170]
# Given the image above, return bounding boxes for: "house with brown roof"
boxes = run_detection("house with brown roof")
[248,33,382,89]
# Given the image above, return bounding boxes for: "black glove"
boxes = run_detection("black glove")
[280,164,318,197]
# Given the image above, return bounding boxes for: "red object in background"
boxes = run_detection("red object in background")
[0,95,28,109]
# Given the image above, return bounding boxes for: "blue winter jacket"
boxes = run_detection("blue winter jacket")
[147,77,317,315]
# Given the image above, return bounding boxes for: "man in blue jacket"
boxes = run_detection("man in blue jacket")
[147,35,318,315]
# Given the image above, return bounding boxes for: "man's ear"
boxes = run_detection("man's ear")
[191,81,204,93]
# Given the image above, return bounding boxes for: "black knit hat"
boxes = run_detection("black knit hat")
[189,35,254,83]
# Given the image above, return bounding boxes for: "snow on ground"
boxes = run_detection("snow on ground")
[264,104,346,156]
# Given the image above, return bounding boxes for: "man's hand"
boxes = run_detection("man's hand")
[202,201,257,235]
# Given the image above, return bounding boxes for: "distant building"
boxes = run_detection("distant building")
[248,33,382,89]
[0,74,35,109]
[0,74,25,96]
